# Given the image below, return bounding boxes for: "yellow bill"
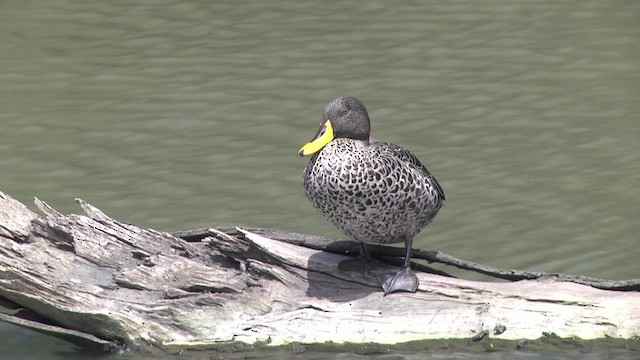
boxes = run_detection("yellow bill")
[298,120,334,156]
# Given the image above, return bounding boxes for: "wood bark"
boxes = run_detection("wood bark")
[0,190,638,352]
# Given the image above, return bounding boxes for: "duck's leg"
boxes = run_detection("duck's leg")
[358,241,371,274]
[376,235,419,295]
[338,241,372,274]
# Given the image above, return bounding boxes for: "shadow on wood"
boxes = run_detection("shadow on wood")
[0,190,639,352]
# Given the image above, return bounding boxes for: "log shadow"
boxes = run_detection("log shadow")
[304,241,380,301]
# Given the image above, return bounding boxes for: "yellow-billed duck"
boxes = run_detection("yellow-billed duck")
[299,96,445,295]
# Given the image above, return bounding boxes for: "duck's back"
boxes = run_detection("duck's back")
[303,138,444,244]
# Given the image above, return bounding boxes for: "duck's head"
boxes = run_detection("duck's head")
[298,97,371,156]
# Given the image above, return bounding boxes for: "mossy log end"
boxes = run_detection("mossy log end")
[0,190,638,352]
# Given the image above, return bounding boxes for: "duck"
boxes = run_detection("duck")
[298,96,445,295]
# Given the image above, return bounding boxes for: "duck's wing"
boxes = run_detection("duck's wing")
[374,142,446,201]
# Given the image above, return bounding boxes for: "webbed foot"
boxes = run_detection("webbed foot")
[376,267,419,295]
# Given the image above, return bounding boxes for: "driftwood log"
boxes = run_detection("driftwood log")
[0,190,639,352]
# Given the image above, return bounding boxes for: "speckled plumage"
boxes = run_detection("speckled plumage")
[302,98,445,246]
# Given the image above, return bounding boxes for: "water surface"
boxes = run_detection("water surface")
[1,0,638,358]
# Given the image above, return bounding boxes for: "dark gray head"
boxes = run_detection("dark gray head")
[323,97,371,141]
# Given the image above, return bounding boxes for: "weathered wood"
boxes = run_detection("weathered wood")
[0,190,639,352]
[176,227,640,291]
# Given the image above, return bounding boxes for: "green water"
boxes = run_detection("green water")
[1,1,638,359]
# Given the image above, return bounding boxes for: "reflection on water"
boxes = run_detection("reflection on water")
[0,0,638,358]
